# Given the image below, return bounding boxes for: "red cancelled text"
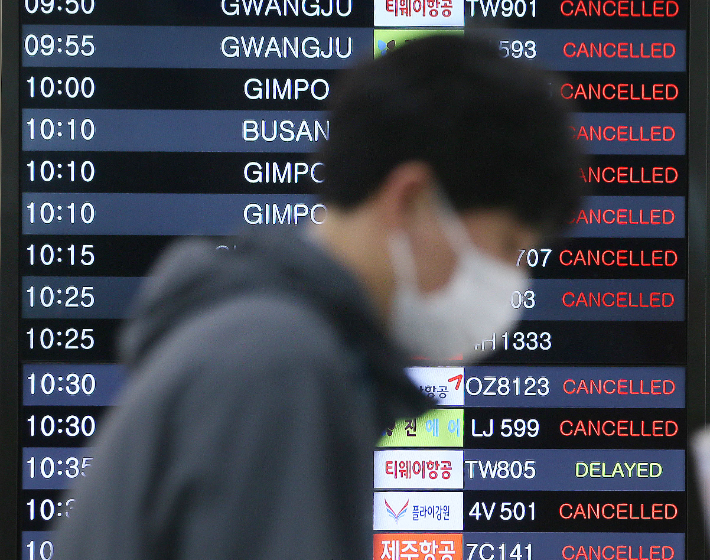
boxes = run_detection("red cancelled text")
[559,502,678,520]
[559,419,679,437]
[563,378,676,395]
[559,249,678,267]
[580,166,678,184]
[561,83,678,101]
[563,42,676,58]
[568,208,675,225]
[571,125,676,142]
[560,0,679,17]
[562,545,675,560]
[562,291,675,308]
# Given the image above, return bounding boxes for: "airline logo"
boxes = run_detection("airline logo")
[375,449,464,489]
[385,498,410,522]
[374,0,464,26]
[374,533,464,560]
[406,367,465,406]
[373,29,464,57]
[378,409,464,448]
[374,491,463,530]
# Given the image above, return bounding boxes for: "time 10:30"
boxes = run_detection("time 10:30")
[27,371,96,395]
[27,414,96,437]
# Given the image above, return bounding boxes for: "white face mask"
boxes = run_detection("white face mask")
[387,207,528,362]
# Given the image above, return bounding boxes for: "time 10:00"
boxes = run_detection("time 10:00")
[27,76,95,99]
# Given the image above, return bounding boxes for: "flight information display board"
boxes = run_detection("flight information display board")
[0,0,706,558]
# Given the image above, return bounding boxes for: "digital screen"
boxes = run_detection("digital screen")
[1,0,706,558]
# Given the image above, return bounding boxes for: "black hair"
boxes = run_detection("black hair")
[317,35,586,234]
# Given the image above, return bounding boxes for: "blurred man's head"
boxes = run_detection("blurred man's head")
[312,35,584,360]
[319,35,583,235]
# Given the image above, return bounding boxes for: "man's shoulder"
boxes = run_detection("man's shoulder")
[109,290,359,452]
[197,291,341,354]
[140,290,353,390]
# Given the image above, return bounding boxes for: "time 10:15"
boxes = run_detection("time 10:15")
[27,244,95,266]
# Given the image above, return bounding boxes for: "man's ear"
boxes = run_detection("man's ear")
[373,161,438,230]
